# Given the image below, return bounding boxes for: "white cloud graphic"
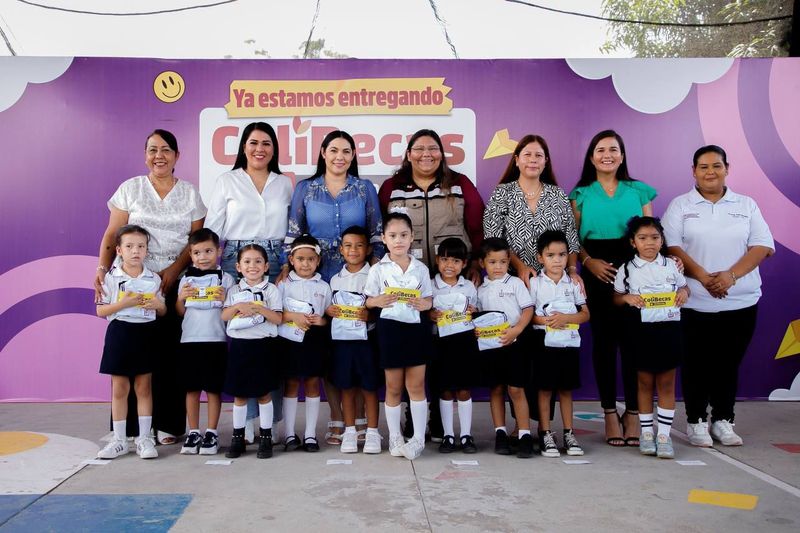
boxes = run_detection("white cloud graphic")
[0,57,73,113]
[769,372,800,401]
[566,58,734,114]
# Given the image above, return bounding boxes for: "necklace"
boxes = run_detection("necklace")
[519,181,542,199]
[600,180,618,194]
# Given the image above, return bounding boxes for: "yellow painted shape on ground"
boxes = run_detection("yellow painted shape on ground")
[0,431,49,455]
[687,489,758,510]
[775,319,800,359]
[483,128,517,159]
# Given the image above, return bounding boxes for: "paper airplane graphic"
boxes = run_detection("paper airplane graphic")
[483,128,517,159]
[775,319,800,359]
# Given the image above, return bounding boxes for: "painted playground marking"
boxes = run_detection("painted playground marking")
[0,432,48,455]
[687,489,759,510]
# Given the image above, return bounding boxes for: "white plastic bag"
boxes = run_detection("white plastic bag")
[473,311,508,351]
[184,274,224,310]
[116,278,159,320]
[379,273,422,324]
[227,289,266,331]
[640,284,681,323]
[433,293,473,337]
[542,300,581,348]
[278,298,313,342]
[331,291,368,341]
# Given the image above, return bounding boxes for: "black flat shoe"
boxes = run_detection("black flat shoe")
[303,437,320,452]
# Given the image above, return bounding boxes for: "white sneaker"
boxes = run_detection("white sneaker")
[244,418,255,445]
[686,420,713,447]
[389,434,405,457]
[340,431,358,453]
[363,431,382,454]
[401,437,424,460]
[136,436,158,459]
[97,439,129,459]
[710,420,743,446]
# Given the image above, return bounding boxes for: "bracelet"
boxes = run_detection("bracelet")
[581,256,592,266]
[96,265,108,272]
[567,266,578,272]
[729,270,737,285]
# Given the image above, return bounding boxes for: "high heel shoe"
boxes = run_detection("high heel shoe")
[622,410,640,447]
[604,409,625,447]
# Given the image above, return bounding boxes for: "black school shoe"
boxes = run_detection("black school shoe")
[284,435,301,452]
[494,430,512,455]
[225,429,246,458]
[257,429,273,459]
[438,435,457,453]
[303,436,320,452]
[460,435,477,454]
[517,433,534,458]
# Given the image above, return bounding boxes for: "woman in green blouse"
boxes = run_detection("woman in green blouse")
[569,130,656,447]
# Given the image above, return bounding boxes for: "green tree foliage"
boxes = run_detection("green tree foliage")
[601,0,792,57]
[296,38,349,59]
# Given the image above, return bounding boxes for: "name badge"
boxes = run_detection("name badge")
[641,292,677,308]
[475,322,509,339]
[385,287,421,302]
[545,324,579,332]
[336,305,364,320]
[187,286,223,302]
[437,310,471,327]
[118,291,155,307]
[411,248,423,259]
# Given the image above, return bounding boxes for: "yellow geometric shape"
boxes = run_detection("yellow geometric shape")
[776,319,800,359]
[483,128,517,159]
[0,431,49,456]
[153,71,185,103]
[687,489,758,510]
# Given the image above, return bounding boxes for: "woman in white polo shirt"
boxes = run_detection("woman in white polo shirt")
[662,145,774,447]
[205,122,294,442]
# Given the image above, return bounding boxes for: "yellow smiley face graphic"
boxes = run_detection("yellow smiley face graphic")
[153,71,185,103]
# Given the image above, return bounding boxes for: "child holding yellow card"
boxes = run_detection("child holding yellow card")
[429,237,479,454]
[529,230,590,458]
[96,225,167,460]
[613,216,689,459]
[175,228,235,456]
[365,211,433,460]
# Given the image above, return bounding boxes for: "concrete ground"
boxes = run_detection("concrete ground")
[1,401,799,532]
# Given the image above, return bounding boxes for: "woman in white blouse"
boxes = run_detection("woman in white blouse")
[94,129,206,444]
[663,145,774,448]
[204,122,293,441]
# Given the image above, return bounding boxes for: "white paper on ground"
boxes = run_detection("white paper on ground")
[205,459,233,465]
[327,459,353,465]
[676,460,707,466]
[451,460,479,466]
[562,459,591,465]
[82,459,110,465]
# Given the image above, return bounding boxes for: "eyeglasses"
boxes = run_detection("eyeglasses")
[410,146,441,154]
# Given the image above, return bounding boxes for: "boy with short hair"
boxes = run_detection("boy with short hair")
[176,228,235,455]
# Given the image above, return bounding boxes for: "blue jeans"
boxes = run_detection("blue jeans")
[221,239,284,424]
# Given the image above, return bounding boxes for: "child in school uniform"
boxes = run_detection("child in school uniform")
[613,216,689,459]
[476,237,535,458]
[429,237,480,454]
[529,230,590,458]
[326,226,382,454]
[96,224,167,460]
[175,228,235,455]
[278,235,332,453]
[221,244,283,459]
[365,211,434,461]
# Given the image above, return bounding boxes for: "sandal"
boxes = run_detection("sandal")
[622,410,640,447]
[603,409,625,447]
[325,421,344,445]
[355,418,368,443]
[157,431,178,445]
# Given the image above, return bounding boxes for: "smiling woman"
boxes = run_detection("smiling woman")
[94,129,206,444]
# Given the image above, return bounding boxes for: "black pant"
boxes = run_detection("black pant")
[681,305,758,423]
[582,239,638,412]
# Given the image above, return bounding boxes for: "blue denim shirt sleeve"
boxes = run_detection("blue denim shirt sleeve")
[283,178,311,265]
[363,179,385,259]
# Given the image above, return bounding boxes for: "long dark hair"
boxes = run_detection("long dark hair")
[497,134,558,186]
[232,122,282,175]
[313,130,359,178]
[574,129,634,188]
[391,129,459,192]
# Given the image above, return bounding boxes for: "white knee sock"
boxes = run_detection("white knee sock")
[138,416,152,439]
[113,420,126,442]
[259,401,273,430]
[657,407,675,438]
[457,399,473,437]
[439,399,454,437]
[410,399,428,443]
[385,404,402,439]
[232,404,247,430]
[283,397,298,436]
[304,396,320,440]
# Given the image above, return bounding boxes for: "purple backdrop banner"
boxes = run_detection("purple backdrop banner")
[0,57,798,402]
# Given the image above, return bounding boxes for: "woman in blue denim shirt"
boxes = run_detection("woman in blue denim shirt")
[279,130,384,444]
